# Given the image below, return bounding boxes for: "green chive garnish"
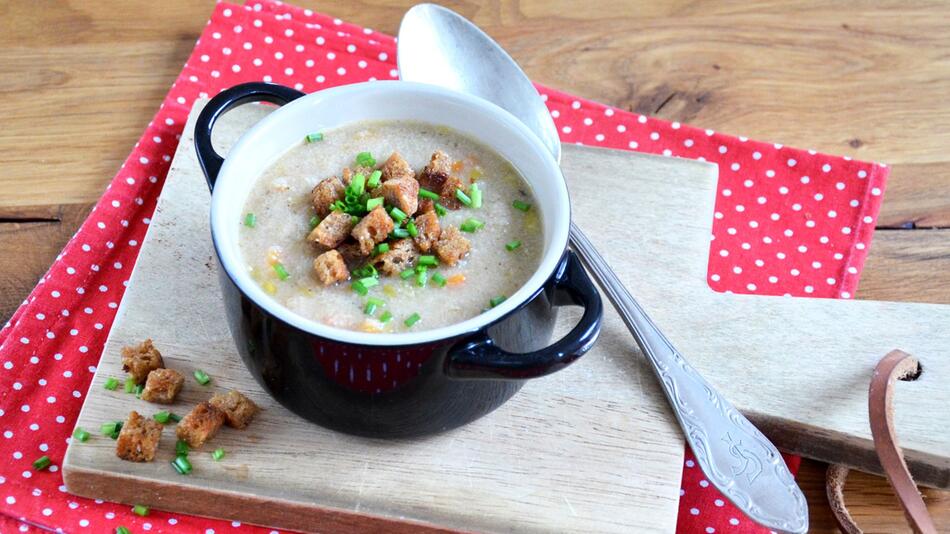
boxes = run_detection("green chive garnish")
[117,527,131,534]
[400,268,415,280]
[379,311,393,323]
[273,262,290,281]
[104,377,119,391]
[350,173,366,196]
[506,240,522,251]
[359,276,379,289]
[366,197,384,211]
[194,369,211,385]
[132,504,149,517]
[418,255,438,267]
[153,411,171,424]
[455,188,473,207]
[169,413,182,423]
[404,313,421,328]
[32,455,51,470]
[367,170,382,189]
[212,448,226,461]
[134,384,144,398]
[435,203,448,217]
[470,183,482,209]
[389,207,407,223]
[351,280,369,296]
[364,297,385,315]
[415,264,428,274]
[124,377,135,394]
[356,151,376,167]
[352,264,377,279]
[73,427,90,443]
[419,188,439,200]
[244,213,257,227]
[432,273,447,287]
[460,218,485,233]
[172,455,192,475]
[415,270,428,287]
[390,228,410,239]
[512,199,531,212]
[309,215,320,229]
[101,421,122,439]
[490,296,507,308]
[406,220,418,237]
[306,132,324,143]
[351,215,360,225]
[374,242,390,255]
[176,439,190,457]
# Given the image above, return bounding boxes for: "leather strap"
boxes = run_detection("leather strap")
[826,350,937,534]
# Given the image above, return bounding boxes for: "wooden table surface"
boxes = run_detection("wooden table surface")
[1,1,947,532]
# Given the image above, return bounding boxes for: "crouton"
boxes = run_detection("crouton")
[342,166,374,185]
[176,401,226,449]
[310,176,345,218]
[435,226,471,266]
[413,210,441,253]
[121,339,164,384]
[374,238,419,275]
[380,152,414,182]
[313,250,349,285]
[337,241,368,264]
[351,206,394,255]
[418,150,452,192]
[417,198,435,214]
[140,368,184,404]
[438,175,465,210]
[308,211,355,248]
[115,411,163,462]
[209,390,260,429]
[381,178,419,216]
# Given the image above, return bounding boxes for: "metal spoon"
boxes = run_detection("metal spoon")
[398,5,808,533]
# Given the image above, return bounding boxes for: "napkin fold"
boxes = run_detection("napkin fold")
[0,1,888,532]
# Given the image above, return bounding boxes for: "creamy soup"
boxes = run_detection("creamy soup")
[239,121,543,333]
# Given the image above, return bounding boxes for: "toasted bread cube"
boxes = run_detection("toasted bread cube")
[308,211,355,248]
[351,206,394,255]
[413,210,441,253]
[438,175,465,210]
[140,368,184,404]
[417,198,435,214]
[176,401,226,449]
[435,226,471,266]
[342,166,374,185]
[381,178,419,216]
[374,239,419,275]
[337,241,368,264]
[121,339,164,384]
[209,390,260,429]
[313,250,349,285]
[311,176,345,218]
[116,411,163,462]
[418,150,452,192]
[380,152,414,182]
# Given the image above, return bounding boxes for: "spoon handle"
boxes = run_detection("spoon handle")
[568,222,808,534]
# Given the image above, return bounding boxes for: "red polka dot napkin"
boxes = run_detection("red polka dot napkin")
[0,1,888,532]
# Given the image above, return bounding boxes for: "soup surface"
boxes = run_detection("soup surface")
[239,120,543,333]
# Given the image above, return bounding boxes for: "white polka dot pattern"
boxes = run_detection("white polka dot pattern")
[0,1,888,533]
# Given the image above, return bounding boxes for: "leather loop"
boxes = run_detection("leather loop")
[825,350,937,534]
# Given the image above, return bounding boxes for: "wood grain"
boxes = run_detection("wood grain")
[5,1,950,531]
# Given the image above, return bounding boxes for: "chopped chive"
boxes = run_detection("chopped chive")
[359,277,379,289]
[390,228,410,239]
[365,296,385,315]
[153,411,171,424]
[309,215,320,229]
[400,268,415,280]
[349,173,366,196]
[455,188,473,207]
[432,273,447,287]
[418,255,438,267]
[404,313,421,327]
[351,280,369,296]
[373,242,390,255]
[460,218,485,233]
[193,369,211,385]
[273,262,290,281]
[356,151,376,167]
[406,220,418,238]
[490,295,507,308]
[389,207,407,223]
[101,421,122,439]
[212,448,226,461]
[244,213,257,228]
[172,455,192,475]
[415,270,428,287]
[104,377,119,391]
[124,377,136,394]
[134,384,144,398]
[367,297,385,307]
[419,188,440,200]
[470,183,483,209]
[366,197,384,211]
[72,427,90,443]
[176,439,189,457]
[169,412,182,423]
[505,240,522,251]
[305,132,324,143]
[132,504,149,517]
[512,199,531,212]
[435,203,447,217]
[376,311,392,324]
[117,527,131,534]
[367,170,382,189]
[32,455,51,470]
[415,264,428,274]
[351,215,360,225]
[352,264,377,279]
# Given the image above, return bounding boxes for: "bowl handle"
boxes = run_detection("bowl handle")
[194,82,306,190]
[445,250,603,380]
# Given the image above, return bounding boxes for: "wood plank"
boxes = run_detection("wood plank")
[859,230,950,304]
[876,164,950,228]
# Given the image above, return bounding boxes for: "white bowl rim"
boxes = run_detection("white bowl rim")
[210,81,570,347]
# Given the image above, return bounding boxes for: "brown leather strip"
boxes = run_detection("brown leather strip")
[826,464,862,534]
[868,350,937,534]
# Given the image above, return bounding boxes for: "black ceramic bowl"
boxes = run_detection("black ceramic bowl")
[195,82,602,438]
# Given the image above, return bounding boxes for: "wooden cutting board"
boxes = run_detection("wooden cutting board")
[61,103,693,533]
